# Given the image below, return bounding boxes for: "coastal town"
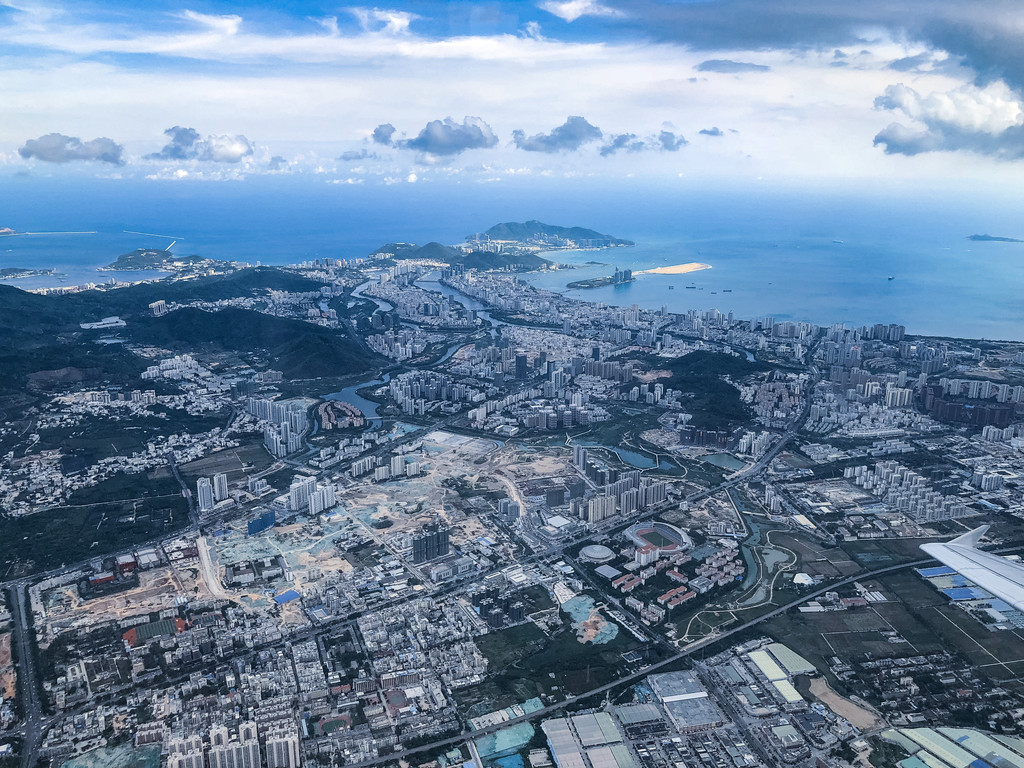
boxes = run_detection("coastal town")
[1,224,1024,768]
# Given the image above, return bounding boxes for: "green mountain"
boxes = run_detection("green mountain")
[480,220,634,246]
[414,242,464,261]
[460,250,549,270]
[0,267,377,408]
[130,307,376,379]
[371,242,420,257]
[103,249,218,271]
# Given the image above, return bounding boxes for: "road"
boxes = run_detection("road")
[9,583,43,768]
[329,554,943,768]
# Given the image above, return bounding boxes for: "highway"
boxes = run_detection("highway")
[9,583,43,768]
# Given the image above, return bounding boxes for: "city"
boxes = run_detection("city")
[1,232,1023,768]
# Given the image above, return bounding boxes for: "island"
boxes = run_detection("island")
[371,222,633,275]
[101,248,235,273]
[567,267,636,289]
[0,267,59,280]
[470,220,635,249]
[968,234,1023,243]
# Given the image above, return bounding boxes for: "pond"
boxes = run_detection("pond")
[700,452,747,471]
[576,441,675,470]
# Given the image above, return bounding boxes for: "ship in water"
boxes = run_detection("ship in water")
[888,275,895,280]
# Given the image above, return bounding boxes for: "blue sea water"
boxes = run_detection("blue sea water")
[1,176,1022,340]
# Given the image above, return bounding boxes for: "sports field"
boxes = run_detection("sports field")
[639,530,675,548]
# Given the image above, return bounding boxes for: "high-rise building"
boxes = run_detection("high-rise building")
[166,736,204,768]
[213,472,229,502]
[264,725,301,768]
[412,522,450,564]
[208,723,260,768]
[197,477,215,513]
[288,475,317,513]
[515,354,529,380]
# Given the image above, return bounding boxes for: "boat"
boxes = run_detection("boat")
[685,284,696,289]
[722,289,732,292]
[668,285,674,290]
[888,275,895,280]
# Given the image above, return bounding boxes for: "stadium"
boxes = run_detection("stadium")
[624,521,692,552]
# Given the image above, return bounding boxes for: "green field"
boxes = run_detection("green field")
[0,470,189,580]
[762,569,1024,686]
[877,571,1024,680]
[639,530,675,548]
[178,441,274,484]
[458,602,663,715]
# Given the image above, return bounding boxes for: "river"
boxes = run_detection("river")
[325,373,390,429]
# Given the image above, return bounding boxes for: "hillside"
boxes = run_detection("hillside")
[414,242,464,261]
[460,250,550,271]
[103,248,219,271]
[371,242,420,258]
[0,268,374,407]
[481,220,634,246]
[129,307,376,379]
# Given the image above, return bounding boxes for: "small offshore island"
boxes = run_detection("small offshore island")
[568,261,713,290]
[0,267,61,280]
[968,233,1024,243]
[567,267,636,290]
[100,248,235,273]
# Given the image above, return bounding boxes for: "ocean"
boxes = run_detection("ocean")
[1,176,1022,341]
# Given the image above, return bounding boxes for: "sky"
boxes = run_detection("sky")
[3,0,1024,190]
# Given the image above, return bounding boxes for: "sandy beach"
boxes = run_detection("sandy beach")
[636,262,712,275]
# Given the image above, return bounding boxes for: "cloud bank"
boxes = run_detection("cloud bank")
[513,116,602,152]
[19,133,124,164]
[146,126,255,163]
[696,59,770,73]
[397,116,498,156]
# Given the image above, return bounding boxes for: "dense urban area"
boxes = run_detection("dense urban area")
[2,222,1024,768]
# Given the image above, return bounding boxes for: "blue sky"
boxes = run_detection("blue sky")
[3,0,1024,189]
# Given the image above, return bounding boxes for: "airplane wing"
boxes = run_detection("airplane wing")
[921,525,1024,612]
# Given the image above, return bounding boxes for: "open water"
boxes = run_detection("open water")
[2,176,1022,340]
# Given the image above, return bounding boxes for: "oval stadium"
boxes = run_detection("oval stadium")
[624,521,692,552]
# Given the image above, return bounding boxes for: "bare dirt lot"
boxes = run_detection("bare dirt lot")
[808,677,885,730]
[0,632,15,699]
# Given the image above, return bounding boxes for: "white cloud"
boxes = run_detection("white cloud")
[539,0,622,23]
[875,82,1022,133]
[350,8,417,35]
[179,10,242,37]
